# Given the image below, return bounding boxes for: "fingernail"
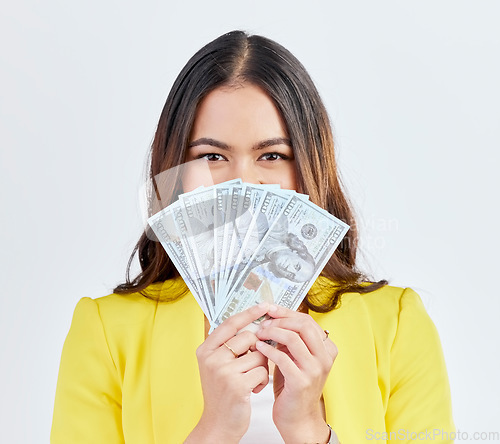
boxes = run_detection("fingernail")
[261,319,272,328]
[256,340,265,349]
[257,302,269,310]
[269,304,278,313]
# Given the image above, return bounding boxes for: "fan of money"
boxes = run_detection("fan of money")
[148,180,349,329]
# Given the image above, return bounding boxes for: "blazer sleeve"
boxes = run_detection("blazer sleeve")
[51,297,124,444]
[385,288,455,442]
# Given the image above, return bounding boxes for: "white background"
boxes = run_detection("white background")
[1,1,499,442]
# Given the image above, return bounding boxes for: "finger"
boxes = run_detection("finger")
[207,303,270,349]
[255,340,301,381]
[222,330,262,357]
[242,365,270,393]
[252,382,267,394]
[221,341,239,359]
[266,304,303,319]
[324,339,339,361]
[260,316,328,358]
[229,349,268,373]
[256,326,313,369]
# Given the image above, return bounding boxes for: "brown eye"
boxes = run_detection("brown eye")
[200,153,226,162]
[259,152,288,161]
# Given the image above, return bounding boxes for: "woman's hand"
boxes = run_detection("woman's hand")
[185,303,270,444]
[255,304,338,444]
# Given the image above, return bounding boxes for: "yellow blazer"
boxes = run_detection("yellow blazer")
[51,279,454,443]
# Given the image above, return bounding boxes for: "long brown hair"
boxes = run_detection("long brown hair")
[114,30,386,312]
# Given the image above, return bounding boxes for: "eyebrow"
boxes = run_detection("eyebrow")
[188,137,291,151]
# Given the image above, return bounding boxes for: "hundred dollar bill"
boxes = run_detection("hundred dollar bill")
[223,187,292,299]
[178,186,218,314]
[225,184,262,279]
[220,183,267,300]
[148,204,210,318]
[219,183,283,301]
[218,183,244,292]
[214,195,349,325]
[213,186,228,298]
[171,201,216,318]
[213,180,242,298]
[226,184,281,273]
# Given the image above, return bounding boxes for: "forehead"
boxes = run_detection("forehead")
[191,83,288,141]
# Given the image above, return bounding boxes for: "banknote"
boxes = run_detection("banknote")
[148,203,210,317]
[147,180,349,327]
[222,187,292,299]
[171,202,216,318]
[218,183,244,291]
[213,179,242,297]
[178,186,217,313]
[214,195,349,325]
[219,183,266,300]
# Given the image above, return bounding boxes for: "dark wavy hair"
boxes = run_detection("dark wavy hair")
[114,30,387,312]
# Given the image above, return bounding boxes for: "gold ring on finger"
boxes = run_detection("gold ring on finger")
[323,329,330,341]
[223,342,239,358]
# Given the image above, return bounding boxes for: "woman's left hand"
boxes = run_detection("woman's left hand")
[255,304,337,444]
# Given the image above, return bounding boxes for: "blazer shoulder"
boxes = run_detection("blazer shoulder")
[83,291,158,330]
[328,285,431,348]
[310,277,412,313]
[89,278,190,328]
[357,284,425,317]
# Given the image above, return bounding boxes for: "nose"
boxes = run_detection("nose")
[233,160,263,184]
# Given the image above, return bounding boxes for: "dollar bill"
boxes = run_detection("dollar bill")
[213,180,241,299]
[214,195,349,325]
[220,184,266,300]
[218,183,243,292]
[222,187,292,299]
[178,186,218,314]
[171,202,215,318]
[148,181,349,327]
[148,204,210,318]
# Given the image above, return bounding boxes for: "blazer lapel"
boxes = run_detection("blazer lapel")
[150,291,205,443]
[311,293,386,441]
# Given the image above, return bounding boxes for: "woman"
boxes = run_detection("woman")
[51,31,454,443]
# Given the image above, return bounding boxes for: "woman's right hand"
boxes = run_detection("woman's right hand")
[185,303,270,443]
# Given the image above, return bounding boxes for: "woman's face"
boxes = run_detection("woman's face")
[183,83,297,192]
